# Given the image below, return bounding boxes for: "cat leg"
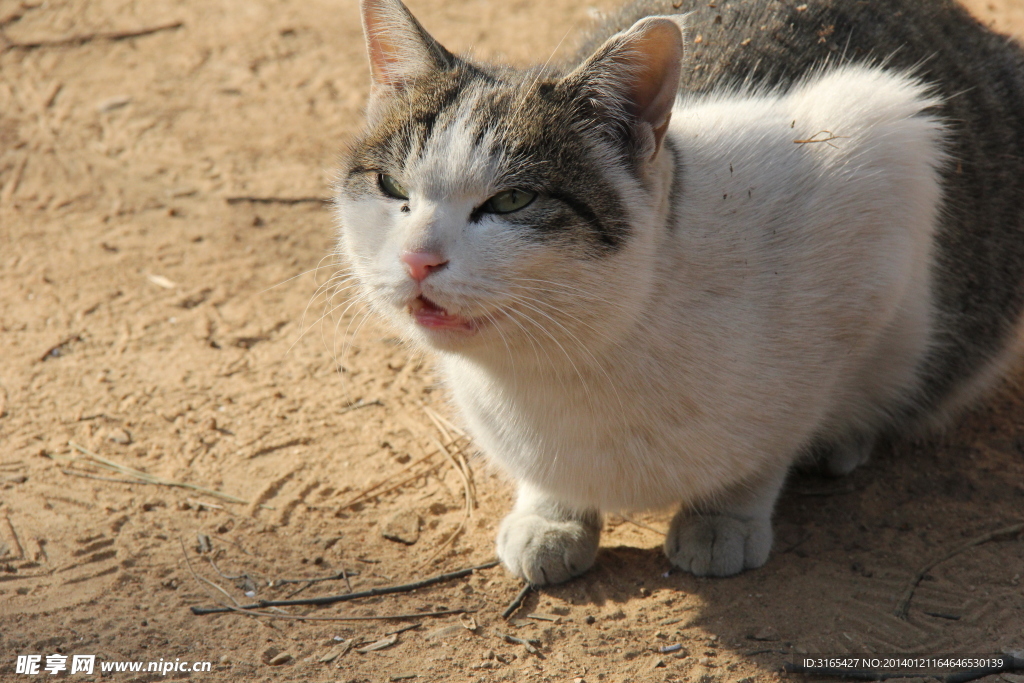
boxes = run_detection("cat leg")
[818,435,874,477]
[664,463,788,577]
[808,433,875,477]
[496,483,602,585]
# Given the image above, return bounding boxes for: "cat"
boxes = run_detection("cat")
[333,0,1024,584]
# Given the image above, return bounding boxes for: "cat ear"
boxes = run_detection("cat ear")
[562,17,683,158]
[360,0,457,91]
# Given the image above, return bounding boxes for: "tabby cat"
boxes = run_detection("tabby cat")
[333,0,1024,583]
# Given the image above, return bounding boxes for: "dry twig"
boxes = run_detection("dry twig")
[502,581,533,620]
[428,435,473,518]
[181,538,470,622]
[1,509,25,560]
[793,130,849,148]
[409,410,476,569]
[55,442,252,506]
[179,538,244,609]
[495,630,542,656]
[620,514,667,536]
[422,406,468,439]
[273,568,357,588]
[894,521,1024,619]
[338,398,384,415]
[411,520,466,572]
[191,559,499,615]
[423,407,476,508]
[336,447,448,512]
[225,196,328,205]
[4,21,183,51]
[59,468,142,485]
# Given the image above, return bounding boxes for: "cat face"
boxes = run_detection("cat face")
[335,0,682,363]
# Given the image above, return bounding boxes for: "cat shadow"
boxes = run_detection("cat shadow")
[525,389,1024,674]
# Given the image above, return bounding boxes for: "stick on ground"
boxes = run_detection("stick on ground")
[1,510,25,561]
[273,568,358,587]
[225,196,328,205]
[181,538,472,622]
[336,444,451,512]
[894,521,1024,619]
[4,21,184,51]
[57,442,257,507]
[502,581,533,620]
[495,630,542,656]
[191,559,499,615]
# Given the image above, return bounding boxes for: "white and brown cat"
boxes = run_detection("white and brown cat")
[334,0,1024,583]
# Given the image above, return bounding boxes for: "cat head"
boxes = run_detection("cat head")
[334,0,683,366]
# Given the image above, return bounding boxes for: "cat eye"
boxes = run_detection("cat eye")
[378,173,409,200]
[483,189,536,214]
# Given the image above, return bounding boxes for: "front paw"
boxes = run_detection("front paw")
[664,512,772,577]
[496,512,600,585]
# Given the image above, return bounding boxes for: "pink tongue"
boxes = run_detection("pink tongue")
[413,299,473,331]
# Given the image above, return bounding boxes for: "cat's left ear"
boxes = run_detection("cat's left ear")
[562,16,683,159]
[360,0,457,93]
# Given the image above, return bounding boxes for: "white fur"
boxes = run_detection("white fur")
[337,64,947,579]
[447,66,944,506]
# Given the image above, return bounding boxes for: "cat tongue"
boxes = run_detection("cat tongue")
[411,296,474,332]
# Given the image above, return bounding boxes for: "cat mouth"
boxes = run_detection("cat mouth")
[409,295,477,333]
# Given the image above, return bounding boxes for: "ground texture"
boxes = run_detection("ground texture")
[1,0,1024,681]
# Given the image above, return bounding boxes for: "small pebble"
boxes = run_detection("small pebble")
[97,95,131,113]
[382,510,421,545]
[425,624,462,640]
[268,653,292,666]
[748,627,779,642]
[470,661,496,670]
[107,428,132,444]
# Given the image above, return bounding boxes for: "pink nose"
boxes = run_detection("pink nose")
[400,250,449,282]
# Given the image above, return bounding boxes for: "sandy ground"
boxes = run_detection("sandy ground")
[2,0,1024,681]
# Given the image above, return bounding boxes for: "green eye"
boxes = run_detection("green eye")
[378,174,409,200]
[483,189,536,214]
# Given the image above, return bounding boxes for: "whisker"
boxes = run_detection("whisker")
[289,278,363,355]
[503,292,628,414]
[259,254,347,295]
[504,303,595,403]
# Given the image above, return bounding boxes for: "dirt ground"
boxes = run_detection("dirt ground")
[2,0,1024,681]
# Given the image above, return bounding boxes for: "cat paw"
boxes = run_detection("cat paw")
[815,435,873,477]
[664,512,772,577]
[496,512,600,585]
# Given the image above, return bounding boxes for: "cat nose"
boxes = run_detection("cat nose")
[400,250,449,282]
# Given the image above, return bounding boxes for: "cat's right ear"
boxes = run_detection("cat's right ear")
[360,0,457,93]
[561,16,683,159]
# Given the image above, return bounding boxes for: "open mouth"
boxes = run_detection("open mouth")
[409,295,476,333]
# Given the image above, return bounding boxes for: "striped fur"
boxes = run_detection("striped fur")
[334,0,1024,583]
